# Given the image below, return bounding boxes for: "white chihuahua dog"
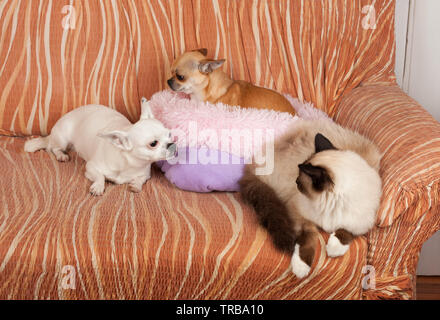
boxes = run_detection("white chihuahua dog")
[24,97,176,196]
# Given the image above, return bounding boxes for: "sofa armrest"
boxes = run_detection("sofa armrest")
[363,204,440,299]
[334,85,440,299]
[334,85,440,227]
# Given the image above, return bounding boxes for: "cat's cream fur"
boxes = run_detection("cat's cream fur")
[295,149,382,235]
[239,119,382,278]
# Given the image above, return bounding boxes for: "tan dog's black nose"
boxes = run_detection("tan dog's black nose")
[167,78,174,89]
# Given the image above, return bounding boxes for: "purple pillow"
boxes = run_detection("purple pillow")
[156,147,245,192]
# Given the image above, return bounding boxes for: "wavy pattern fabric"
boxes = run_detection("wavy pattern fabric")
[0,0,139,136]
[335,85,440,227]
[0,0,396,136]
[0,137,366,299]
[129,0,396,116]
[1,0,439,300]
[335,85,440,299]
[364,209,440,299]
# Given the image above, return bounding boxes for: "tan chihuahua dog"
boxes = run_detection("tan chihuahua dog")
[167,49,295,115]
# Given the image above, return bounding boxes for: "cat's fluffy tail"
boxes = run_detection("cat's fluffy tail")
[239,170,296,254]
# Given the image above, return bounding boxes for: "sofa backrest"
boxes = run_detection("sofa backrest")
[0,1,139,136]
[0,0,396,136]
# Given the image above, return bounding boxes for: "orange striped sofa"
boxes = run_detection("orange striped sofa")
[0,0,439,300]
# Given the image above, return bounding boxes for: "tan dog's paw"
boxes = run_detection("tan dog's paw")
[89,182,105,196]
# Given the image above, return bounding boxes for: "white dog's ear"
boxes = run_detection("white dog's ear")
[98,130,132,151]
[198,59,225,74]
[140,97,155,120]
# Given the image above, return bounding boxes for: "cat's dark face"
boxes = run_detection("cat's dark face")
[296,163,334,198]
[296,133,336,198]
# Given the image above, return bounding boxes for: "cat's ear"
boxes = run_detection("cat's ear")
[298,163,333,191]
[315,133,336,153]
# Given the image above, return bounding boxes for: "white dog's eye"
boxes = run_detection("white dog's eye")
[149,140,159,148]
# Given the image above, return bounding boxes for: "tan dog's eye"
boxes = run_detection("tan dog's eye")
[176,74,184,81]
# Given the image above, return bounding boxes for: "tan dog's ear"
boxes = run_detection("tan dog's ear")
[193,48,208,56]
[198,59,225,74]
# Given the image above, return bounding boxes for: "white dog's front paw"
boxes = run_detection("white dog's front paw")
[291,244,311,279]
[129,175,149,193]
[89,182,105,196]
[326,233,349,258]
[129,183,142,193]
[53,150,69,162]
[56,153,70,162]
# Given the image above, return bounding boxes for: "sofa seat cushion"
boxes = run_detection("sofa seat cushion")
[0,137,368,299]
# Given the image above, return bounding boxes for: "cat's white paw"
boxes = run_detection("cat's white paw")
[291,244,311,278]
[326,233,349,257]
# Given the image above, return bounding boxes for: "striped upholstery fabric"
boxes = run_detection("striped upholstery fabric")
[0,137,367,299]
[365,206,440,299]
[335,85,440,299]
[128,0,396,115]
[0,0,397,136]
[335,85,440,227]
[0,0,439,300]
[0,1,139,136]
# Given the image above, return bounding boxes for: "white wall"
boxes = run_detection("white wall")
[395,0,440,275]
[394,0,409,88]
[418,232,440,275]
[403,0,440,121]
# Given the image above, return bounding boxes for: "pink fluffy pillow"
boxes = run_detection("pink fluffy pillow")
[149,90,328,159]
